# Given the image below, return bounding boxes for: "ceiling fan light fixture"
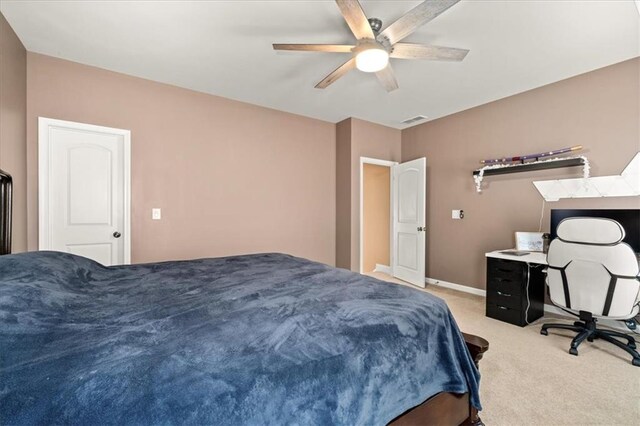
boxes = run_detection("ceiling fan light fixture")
[355,45,389,73]
[274,0,468,90]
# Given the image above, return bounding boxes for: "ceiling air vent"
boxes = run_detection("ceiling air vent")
[401,115,428,125]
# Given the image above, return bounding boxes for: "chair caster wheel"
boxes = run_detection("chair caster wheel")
[540,329,548,336]
[633,358,640,367]
[630,343,637,350]
[569,348,578,356]
[625,319,637,331]
[587,337,594,342]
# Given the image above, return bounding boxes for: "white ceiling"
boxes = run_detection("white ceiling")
[2,0,638,129]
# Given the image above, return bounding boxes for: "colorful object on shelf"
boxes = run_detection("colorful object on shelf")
[480,145,583,165]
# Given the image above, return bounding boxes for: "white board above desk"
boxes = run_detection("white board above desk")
[485,250,548,265]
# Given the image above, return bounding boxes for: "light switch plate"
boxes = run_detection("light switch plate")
[152,208,161,220]
[452,209,464,219]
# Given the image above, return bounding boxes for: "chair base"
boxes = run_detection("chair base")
[541,313,640,367]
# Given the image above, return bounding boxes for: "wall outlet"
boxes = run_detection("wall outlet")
[452,209,464,219]
[152,208,162,220]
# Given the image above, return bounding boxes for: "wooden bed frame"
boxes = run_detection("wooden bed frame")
[389,332,489,426]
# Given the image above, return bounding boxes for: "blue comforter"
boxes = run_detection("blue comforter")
[0,251,480,425]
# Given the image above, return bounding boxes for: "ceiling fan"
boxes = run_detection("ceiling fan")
[273,0,468,92]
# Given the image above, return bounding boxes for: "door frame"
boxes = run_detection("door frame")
[359,157,398,274]
[38,117,132,264]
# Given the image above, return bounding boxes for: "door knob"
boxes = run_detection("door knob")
[417,226,426,232]
[113,231,121,238]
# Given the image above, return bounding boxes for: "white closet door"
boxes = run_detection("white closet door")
[39,118,130,266]
[392,157,426,287]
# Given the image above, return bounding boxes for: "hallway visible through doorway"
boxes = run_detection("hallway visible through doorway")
[362,163,390,273]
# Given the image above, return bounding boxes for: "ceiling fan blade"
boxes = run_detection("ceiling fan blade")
[335,0,375,40]
[380,0,461,45]
[273,44,355,53]
[315,58,356,89]
[375,64,399,92]
[390,43,469,61]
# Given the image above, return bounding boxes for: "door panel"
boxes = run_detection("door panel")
[68,145,113,225]
[40,118,129,266]
[392,158,426,287]
[397,232,418,270]
[398,170,418,223]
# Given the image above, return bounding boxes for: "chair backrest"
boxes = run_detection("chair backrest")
[546,217,640,319]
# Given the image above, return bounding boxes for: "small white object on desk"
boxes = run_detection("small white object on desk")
[515,232,544,252]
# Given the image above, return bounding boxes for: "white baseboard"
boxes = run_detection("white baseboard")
[373,264,392,275]
[425,277,487,297]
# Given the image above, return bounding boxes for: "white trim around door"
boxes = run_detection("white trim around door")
[38,117,132,264]
[359,156,398,274]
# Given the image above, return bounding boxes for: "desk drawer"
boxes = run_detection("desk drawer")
[486,275,523,295]
[488,257,524,272]
[487,258,524,281]
[486,302,523,326]
[486,289,522,310]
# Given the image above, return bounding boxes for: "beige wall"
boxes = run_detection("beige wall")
[335,117,401,270]
[402,58,640,290]
[350,119,401,271]
[363,164,390,272]
[335,119,352,269]
[26,53,336,265]
[0,13,27,252]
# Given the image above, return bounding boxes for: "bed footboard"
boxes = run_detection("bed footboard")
[461,333,489,426]
[461,332,490,369]
[388,332,489,426]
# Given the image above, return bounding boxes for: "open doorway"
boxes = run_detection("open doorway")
[360,156,427,288]
[360,157,395,274]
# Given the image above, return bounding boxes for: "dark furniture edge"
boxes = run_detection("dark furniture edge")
[461,332,490,368]
[389,332,489,426]
[0,169,12,255]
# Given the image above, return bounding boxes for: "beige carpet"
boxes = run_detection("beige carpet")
[368,272,640,426]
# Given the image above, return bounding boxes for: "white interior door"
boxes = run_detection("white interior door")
[39,118,130,266]
[392,157,426,287]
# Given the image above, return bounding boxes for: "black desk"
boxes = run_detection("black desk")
[485,251,547,327]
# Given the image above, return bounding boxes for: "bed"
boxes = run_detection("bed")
[0,251,487,425]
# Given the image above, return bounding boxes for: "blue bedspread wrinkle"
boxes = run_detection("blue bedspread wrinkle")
[0,251,480,425]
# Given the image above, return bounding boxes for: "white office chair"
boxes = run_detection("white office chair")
[540,217,640,366]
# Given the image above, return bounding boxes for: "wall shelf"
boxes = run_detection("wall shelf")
[472,157,586,177]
